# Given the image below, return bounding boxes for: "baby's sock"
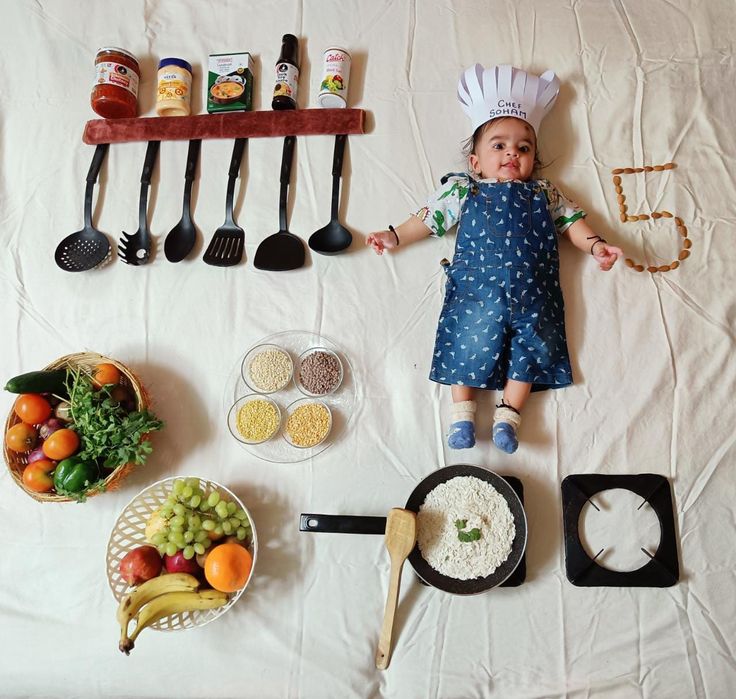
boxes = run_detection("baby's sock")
[492,403,522,454]
[448,400,476,449]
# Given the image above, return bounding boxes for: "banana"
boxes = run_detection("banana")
[120,589,228,654]
[117,573,200,650]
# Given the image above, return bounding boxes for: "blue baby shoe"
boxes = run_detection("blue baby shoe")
[448,420,475,449]
[492,422,518,454]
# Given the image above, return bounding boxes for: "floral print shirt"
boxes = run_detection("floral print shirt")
[414,174,586,237]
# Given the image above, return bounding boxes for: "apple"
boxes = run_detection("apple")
[119,545,162,586]
[163,551,201,575]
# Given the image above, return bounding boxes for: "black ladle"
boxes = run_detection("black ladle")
[253,135,305,271]
[54,143,110,272]
[309,134,352,254]
[164,139,201,262]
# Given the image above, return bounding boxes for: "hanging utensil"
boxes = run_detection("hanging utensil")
[253,135,305,270]
[203,137,247,267]
[300,465,528,595]
[164,139,201,262]
[375,508,416,670]
[308,134,352,254]
[118,140,160,265]
[54,143,110,272]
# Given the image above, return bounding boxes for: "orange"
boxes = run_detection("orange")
[93,363,121,389]
[204,542,253,593]
[42,428,80,460]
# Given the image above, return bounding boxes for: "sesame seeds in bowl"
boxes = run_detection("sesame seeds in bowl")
[294,348,343,397]
[241,344,293,394]
[283,398,332,449]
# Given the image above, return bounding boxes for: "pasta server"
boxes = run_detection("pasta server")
[54,143,110,272]
[119,140,160,265]
[203,138,247,266]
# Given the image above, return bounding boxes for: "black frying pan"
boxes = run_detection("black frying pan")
[300,464,527,595]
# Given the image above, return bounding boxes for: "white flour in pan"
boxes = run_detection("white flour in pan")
[417,476,515,580]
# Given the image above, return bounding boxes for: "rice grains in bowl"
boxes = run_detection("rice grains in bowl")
[227,395,281,445]
[283,398,332,448]
[296,348,343,396]
[242,344,293,394]
[416,476,515,580]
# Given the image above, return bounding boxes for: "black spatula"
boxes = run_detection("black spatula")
[203,138,247,267]
[254,135,305,271]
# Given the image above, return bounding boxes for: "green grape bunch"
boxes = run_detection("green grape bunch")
[148,478,252,561]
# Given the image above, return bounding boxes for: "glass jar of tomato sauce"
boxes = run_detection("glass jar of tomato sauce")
[91,47,140,119]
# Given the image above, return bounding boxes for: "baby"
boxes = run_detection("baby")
[367,64,622,454]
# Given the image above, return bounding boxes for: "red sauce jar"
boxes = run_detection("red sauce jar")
[91,47,140,119]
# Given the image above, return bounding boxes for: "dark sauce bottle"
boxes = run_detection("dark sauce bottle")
[272,34,299,110]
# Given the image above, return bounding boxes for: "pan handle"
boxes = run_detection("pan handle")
[299,513,386,535]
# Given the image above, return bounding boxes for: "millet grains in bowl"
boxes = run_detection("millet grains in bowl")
[298,350,341,395]
[248,348,292,392]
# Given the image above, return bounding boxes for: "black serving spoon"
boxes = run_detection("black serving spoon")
[164,139,201,262]
[253,135,305,271]
[54,143,110,272]
[308,134,352,254]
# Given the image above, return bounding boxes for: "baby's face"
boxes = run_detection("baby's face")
[469,117,536,181]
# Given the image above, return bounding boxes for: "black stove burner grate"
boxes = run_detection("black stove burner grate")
[561,473,679,587]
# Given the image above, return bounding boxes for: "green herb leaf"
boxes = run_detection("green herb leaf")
[455,518,481,542]
[66,369,164,480]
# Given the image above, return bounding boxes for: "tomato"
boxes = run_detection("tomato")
[22,459,55,493]
[42,428,80,460]
[5,423,38,453]
[93,363,121,389]
[14,394,53,425]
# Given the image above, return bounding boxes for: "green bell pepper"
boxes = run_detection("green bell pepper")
[53,457,100,494]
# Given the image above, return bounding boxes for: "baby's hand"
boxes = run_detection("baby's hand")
[365,230,398,255]
[593,243,624,271]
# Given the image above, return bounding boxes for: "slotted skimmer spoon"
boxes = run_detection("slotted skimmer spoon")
[119,140,160,265]
[253,135,305,271]
[375,508,416,670]
[164,139,201,262]
[308,134,352,254]
[54,143,110,272]
[203,137,247,266]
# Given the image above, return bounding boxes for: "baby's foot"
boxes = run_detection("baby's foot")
[492,403,522,454]
[448,420,475,449]
[492,422,518,453]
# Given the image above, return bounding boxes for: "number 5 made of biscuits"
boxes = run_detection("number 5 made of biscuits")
[610,162,692,273]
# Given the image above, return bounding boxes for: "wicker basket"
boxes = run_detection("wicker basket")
[4,352,149,503]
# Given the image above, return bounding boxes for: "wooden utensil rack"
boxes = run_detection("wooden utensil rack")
[83,109,366,144]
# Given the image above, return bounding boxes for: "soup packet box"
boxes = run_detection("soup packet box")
[207,52,254,112]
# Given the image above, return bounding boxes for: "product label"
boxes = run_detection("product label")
[207,52,254,113]
[273,63,299,101]
[319,49,351,107]
[157,68,192,104]
[95,61,139,97]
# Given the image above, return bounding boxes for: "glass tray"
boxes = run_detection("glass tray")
[223,330,357,463]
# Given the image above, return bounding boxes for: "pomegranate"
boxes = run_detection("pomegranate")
[119,545,162,586]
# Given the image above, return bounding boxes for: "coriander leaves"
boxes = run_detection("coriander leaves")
[454,518,481,543]
[67,368,163,469]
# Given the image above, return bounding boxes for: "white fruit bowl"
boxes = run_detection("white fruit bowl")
[106,477,258,631]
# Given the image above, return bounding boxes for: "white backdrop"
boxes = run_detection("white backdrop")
[1,1,735,697]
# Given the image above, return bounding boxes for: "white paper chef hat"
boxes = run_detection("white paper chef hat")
[457,64,560,135]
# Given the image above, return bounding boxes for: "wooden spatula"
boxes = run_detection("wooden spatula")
[376,508,417,670]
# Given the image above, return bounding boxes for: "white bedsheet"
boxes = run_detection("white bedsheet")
[1,1,735,697]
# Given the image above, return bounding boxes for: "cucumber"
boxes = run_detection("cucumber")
[4,369,69,395]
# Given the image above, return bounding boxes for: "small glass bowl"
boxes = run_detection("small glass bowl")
[227,394,282,445]
[241,343,293,394]
[283,397,333,449]
[294,347,344,397]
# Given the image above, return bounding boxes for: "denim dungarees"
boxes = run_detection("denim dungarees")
[429,176,572,392]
